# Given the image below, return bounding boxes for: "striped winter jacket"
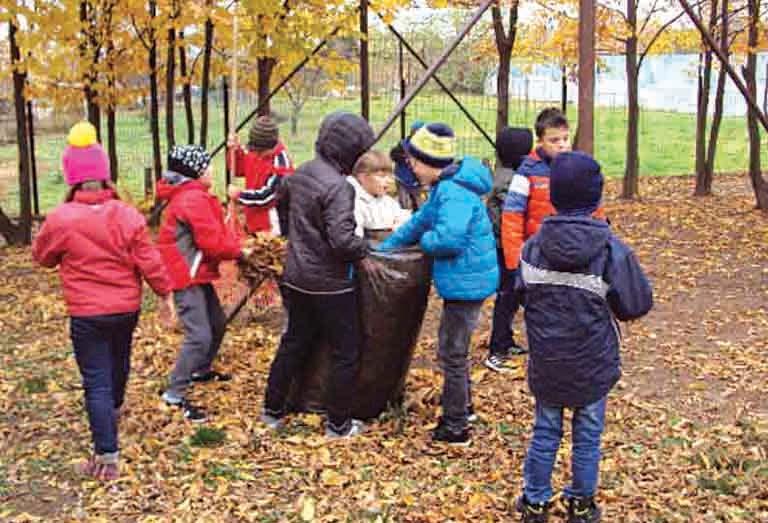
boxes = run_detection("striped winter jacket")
[228,141,294,233]
[501,148,605,270]
[518,215,653,407]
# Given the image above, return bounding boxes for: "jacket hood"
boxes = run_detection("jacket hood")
[315,112,375,175]
[441,157,492,196]
[537,215,610,271]
[156,175,207,201]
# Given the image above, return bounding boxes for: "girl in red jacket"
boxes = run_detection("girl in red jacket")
[156,145,244,423]
[32,122,173,482]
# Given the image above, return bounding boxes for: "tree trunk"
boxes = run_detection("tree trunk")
[0,206,25,245]
[257,57,276,117]
[149,0,162,180]
[491,3,518,138]
[26,101,39,216]
[622,0,640,200]
[199,4,214,147]
[80,1,101,139]
[703,0,729,193]
[561,65,568,114]
[694,49,713,195]
[179,30,194,144]
[106,37,118,181]
[9,18,32,245]
[291,113,299,136]
[576,0,596,154]
[745,0,768,209]
[165,0,177,149]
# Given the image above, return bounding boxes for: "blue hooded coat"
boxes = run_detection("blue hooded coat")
[379,157,499,301]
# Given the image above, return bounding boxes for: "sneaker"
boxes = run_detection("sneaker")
[162,392,208,423]
[326,419,365,439]
[431,421,471,446]
[78,452,120,482]
[467,405,478,424]
[260,411,284,431]
[484,353,516,373]
[515,496,549,523]
[507,343,528,356]
[567,497,602,523]
[190,370,232,383]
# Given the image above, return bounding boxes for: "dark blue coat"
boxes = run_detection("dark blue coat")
[518,215,653,407]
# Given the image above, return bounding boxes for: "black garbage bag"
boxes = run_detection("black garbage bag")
[286,241,431,419]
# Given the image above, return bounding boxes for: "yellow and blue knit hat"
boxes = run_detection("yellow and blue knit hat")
[405,123,455,169]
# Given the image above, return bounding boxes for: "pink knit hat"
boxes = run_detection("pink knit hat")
[62,121,110,186]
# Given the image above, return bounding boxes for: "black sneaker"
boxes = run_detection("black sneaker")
[431,422,471,446]
[515,496,549,523]
[190,370,232,383]
[567,497,602,523]
[162,393,208,423]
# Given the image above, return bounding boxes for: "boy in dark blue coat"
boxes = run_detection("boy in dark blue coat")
[515,152,653,523]
[379,123,499,446]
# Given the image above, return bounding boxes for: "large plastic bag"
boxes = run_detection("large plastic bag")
[286,242,432,419]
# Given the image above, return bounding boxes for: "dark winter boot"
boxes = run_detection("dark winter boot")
[567,497,602,523]
[515,496,549,523]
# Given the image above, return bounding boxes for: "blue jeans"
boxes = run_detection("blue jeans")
[489,249,520,355]
[70,312,139,455]
[523,396,608,504]
[438,300,484,432]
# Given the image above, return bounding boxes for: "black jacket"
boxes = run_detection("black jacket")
[518,215,653,407]
[281,112,374,293]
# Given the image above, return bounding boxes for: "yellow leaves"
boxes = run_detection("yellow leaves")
[299,494,316,521]
[320,468,347,486]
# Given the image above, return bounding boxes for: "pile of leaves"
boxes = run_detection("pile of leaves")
[239,234,287,284]
[0,174,766,522]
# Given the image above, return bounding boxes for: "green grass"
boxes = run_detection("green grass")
[0,90,764,215]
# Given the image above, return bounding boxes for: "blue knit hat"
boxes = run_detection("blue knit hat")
[404,123,455,169]
[550,151,603,215]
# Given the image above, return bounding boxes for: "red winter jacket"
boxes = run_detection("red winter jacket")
[32,189,172,317]
[156,179,242,290]
[227,142,294,233]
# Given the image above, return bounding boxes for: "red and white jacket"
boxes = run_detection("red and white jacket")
[156,179,242,290]
[227,141,294,233]
[32,189,172,316]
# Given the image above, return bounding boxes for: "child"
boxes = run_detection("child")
[389,120,425,210]
[157,145,244,423]
[32,122,173,481]
[348,150,411,237]
[261,112,380,439]
[495,107,605,373]
[378,123,499,446]
[227,116,294,235]
[515,152,653,523]
[484,127,533,373]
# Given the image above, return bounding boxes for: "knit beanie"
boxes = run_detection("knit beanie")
[405,123,455,169]
[61,121,110,186]
[248,116,279,151]
[550,151,604,215]
[497,127,533,170]
[167,144,211,179]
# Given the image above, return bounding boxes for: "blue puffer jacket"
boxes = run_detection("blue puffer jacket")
[519,215,653,407]
[379,157,499,301]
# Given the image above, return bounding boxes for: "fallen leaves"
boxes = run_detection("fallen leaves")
[0,174,767,521]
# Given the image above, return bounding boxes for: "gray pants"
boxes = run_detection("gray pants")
[438,299,484,432]
[166,284,226,399]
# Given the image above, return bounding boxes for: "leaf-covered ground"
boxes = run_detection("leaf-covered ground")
[1,174,767,522]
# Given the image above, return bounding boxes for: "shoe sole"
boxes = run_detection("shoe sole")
[483,360,513,373]
[431,438,472,447]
